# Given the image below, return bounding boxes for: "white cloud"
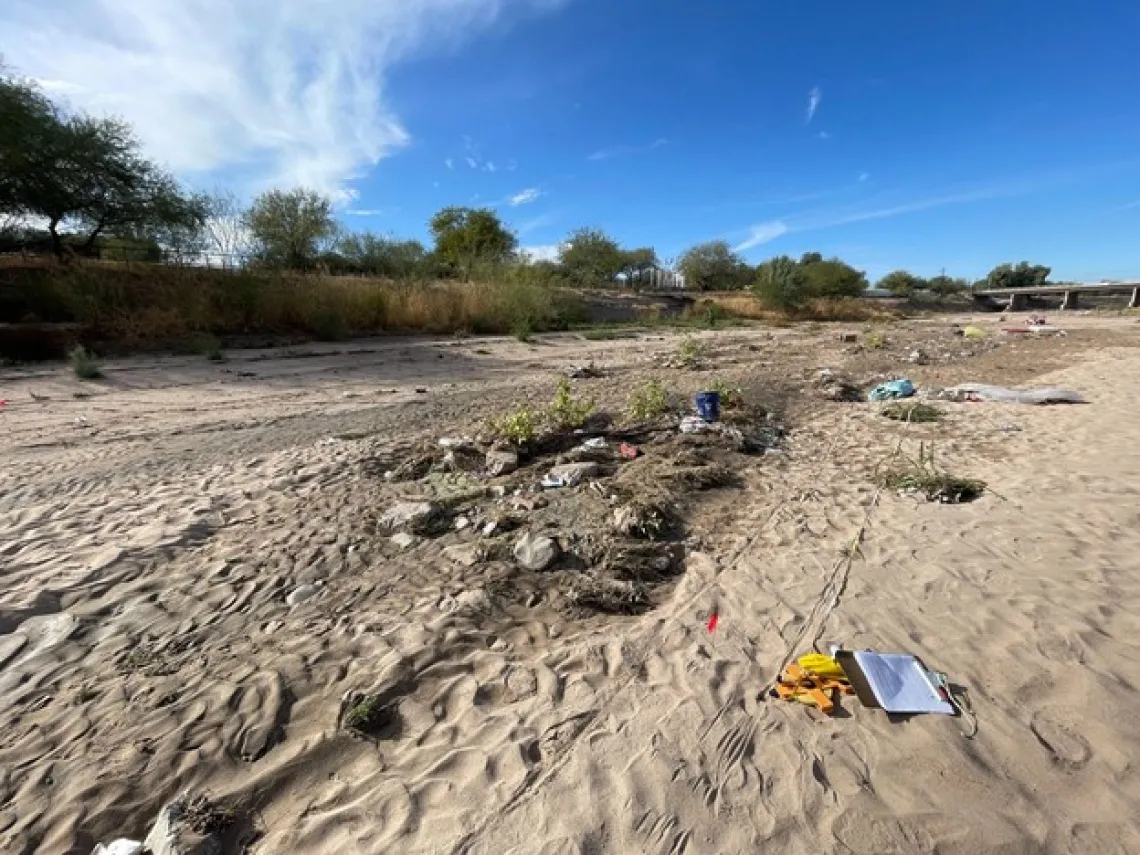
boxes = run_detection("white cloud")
[521,244,562,262]
[508,187,542,206]
[858,172,870,182]
[587,138,668,161]
[1,0,568,200]
[806,86,822,123]
[816,131,830,140]
[465,157,480,170]
[347,208,387,216]
[445,158,454,170]
[734,221,788,252]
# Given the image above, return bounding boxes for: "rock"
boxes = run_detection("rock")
[438,436,474,449]
[143,794,223,855]
[547,462,600,485]
[379,501,444,534]
[490,638,508,652]
[485,448,519,476]
[443,446,485,473]
[92,841,144,855]
[839,332,858,343]
[455,589,491,613]
[442,544,482,567]
[907,349,927,364]
[513,532,559,571]
[454,516,471,531]
[286,582,323,606]
[390,532,416,550]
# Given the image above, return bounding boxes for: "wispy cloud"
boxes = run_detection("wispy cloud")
[508,187,543,206]
[346,208,388,217]
[734,221,788,252]
[518,212,556,234]
[444,158,454,170]
[735,186,1014,253]
[0,0,568,200]
[521,244,562,262]
[1115,199,1140,211]
[465,157,480,169]
[587,138,668,162]
[806,86,822,123]
[858,172,870,182]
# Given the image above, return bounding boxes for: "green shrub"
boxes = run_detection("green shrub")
[676,335,705,367]
[547,378,595,429]
[626,379,670,421]
[69,345,102,379]
[489,408,540,445]
[864,330,886,349]
[707,378,744,409]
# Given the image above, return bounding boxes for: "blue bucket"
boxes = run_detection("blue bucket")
[695,391,721,422]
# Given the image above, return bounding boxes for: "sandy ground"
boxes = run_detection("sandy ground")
[2,314,1140,854]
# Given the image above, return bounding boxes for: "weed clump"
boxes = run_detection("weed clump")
[881,402,941,423]
[676,334,705,367]
[547,378,595,430]
[626,379,670,421]
[489,408,540,445]
[878,444,985,503]
[864,330,886,349]
[69,345,102,379]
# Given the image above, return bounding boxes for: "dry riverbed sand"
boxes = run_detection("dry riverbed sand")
[2,316,1140,853]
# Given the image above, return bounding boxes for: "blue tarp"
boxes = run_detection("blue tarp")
[867,379,916,402]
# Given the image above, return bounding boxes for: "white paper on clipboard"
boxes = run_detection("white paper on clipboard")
[851,651,955,715]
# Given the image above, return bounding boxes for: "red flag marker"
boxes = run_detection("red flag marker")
[707,612,719,633]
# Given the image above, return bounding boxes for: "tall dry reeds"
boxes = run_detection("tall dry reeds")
[0,258,585,352]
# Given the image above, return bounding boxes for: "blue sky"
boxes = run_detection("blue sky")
[5,0,1140,281]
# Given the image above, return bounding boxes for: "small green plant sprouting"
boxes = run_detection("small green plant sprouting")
[707,378,744,409]
[70,345,102,379]
[626,379,670,421]
[489,408,540,445]
[864,330,886,349]
[547,378,595,430]
[676,335,705,367]
[512,317,535,342]
[877,442,984,503]
[881,402,941,423]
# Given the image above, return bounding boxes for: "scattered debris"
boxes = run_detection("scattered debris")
[814,369,863,402]
[867,379,916,402]
[565,363,603,379]
[485,448,519,476]
[879,444,985,503]
[619,442,640,460]
[1000,423,1022,433]
[679,415,715,434]
[514,532,559,571]
[935,383,1084,405]
[613,499,675,540]
[545,461,599,487]
[438,436,475,449]
[565,576,650,615]
[694,390,721,422]
[907,349,927,364]
[962,326,986,340]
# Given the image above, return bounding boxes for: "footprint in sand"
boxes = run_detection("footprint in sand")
[1030,709,1092,769]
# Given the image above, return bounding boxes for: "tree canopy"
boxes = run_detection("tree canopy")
[429,206,517,278]
[798,254,868,298]
[558,227,626,286]
[245,188,337,270]
[985,262,1051,289]
[677,240,751,291]
[0,69,207,258]
[877,270,928,296]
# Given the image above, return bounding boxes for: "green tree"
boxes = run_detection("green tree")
[985,261,1051,289]
[429,206,517,279]
[799,255,868,298]
[335,232,427,279]
[877,269,928,297]
[677,240,751,291]
[245,188,337,270]
[558,227,625,287]
[1,69,207,259]
[753,254,810,309]
[927,274,968,297]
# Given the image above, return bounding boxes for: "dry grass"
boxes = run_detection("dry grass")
[706,293,903,323]
[0,259,585,351]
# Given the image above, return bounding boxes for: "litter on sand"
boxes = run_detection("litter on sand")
[935,383,1085,405]
[772,649,968,723]
[867,379,916,402]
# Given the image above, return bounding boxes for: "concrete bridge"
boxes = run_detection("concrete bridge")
[973,281,1140,311]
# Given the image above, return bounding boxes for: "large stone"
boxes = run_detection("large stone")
[390,532,416,550]
[546,462,599,486]
[379,501,444,534]
[513,532,559,571]
[485,448,519,476]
